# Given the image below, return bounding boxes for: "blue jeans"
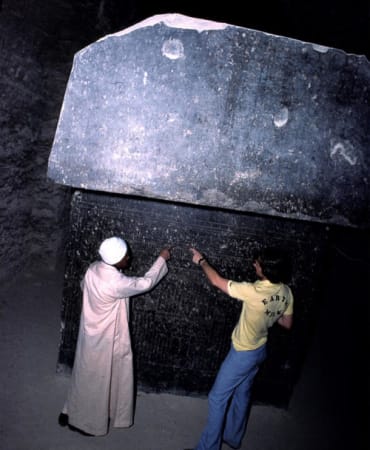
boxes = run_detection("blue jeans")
[195,343,267,450]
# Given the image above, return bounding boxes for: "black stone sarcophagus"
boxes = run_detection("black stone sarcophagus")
[47,14,370,407]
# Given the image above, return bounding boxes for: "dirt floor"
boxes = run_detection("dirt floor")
[0,233,367,450]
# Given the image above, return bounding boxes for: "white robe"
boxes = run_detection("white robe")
[63,255,168,436]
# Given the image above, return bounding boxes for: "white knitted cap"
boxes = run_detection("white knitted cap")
[98,237,128,265]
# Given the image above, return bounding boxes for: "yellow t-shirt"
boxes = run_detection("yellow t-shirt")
[227,279,293,351]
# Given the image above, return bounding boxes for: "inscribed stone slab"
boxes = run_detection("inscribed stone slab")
[57,191,328,406]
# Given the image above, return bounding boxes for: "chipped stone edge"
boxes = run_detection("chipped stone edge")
[101,13,229,39]
[75,12,368,62]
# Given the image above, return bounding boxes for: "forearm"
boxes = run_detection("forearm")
[199,259,220,285]
[144,256,168,285]
[195,255,229,294]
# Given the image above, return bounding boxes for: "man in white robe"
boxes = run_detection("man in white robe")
[58,236,170,436]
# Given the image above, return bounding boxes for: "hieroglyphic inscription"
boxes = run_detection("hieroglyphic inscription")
[57,191,328,406]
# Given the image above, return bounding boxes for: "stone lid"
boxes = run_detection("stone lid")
[47,14,370,228]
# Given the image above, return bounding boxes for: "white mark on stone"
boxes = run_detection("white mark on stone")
[312,44,329,53]
[330,141,357,166]
[143,71,148,85]
[162,38,185,60]
[273,107,289,128]
[167,112,179,123]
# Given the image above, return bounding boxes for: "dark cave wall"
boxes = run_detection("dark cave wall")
[0,0,124,281]
[1,2,69,281]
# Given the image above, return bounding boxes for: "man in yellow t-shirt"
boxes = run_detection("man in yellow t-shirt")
[186,247,293,450]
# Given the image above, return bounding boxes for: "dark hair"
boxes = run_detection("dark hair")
[255,247,292,283]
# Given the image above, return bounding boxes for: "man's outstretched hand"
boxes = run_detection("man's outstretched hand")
[160,247,171,261]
